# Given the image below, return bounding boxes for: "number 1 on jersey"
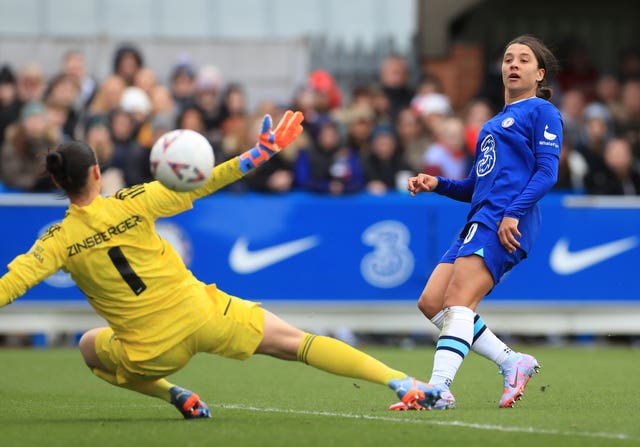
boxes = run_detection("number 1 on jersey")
[108,246,147,295]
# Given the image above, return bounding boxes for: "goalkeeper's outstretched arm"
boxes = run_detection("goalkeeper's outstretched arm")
[189,110,304,200]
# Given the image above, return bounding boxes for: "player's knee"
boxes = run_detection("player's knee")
[417,293,439,318]
[78,328,103,368]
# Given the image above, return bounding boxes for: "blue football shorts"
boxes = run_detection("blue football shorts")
[440,221,526,285]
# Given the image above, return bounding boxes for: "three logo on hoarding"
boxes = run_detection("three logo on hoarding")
[360,221,414,288]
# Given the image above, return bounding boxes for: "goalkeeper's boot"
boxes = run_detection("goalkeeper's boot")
[389,383,456,411]
[498,353,540,408]
[388,376,440,410]
[170,386,212,419]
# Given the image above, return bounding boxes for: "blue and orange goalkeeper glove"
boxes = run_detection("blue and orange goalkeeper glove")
[238,110,304,173]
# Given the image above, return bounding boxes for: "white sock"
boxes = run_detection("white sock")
[430,310,513,366]
[471,314,513,365]
[430,306,474,387]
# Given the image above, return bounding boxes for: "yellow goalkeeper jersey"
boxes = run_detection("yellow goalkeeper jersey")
[0,158,243,361]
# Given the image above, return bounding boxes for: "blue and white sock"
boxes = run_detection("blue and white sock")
[429,306,474,387]
[430,310,513,367]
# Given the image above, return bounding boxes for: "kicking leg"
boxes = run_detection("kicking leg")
[255,309,440,409]
[427,256,493,406]
[419,263,513,366]
[417,262,538,408]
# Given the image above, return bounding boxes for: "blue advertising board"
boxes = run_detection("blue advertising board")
[1,192,638,306]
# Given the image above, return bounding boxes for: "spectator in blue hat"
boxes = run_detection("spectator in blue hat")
[294,120,364,194]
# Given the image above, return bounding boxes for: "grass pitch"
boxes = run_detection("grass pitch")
[0,345,638,447]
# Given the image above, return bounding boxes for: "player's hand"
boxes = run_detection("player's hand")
[258,110,305,153]
[497,216,521,253]
[407,173,438,197]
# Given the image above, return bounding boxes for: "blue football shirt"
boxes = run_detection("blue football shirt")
[436,96,563,253]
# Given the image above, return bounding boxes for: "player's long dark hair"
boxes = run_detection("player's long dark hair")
[46,141,97,196]
[506,35,559,101]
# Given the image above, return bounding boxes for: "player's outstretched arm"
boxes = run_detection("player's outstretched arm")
[189,111,304,199]
[238,110,305,172]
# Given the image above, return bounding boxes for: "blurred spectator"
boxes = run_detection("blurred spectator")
[170,59,196,115]
[394,107,429,173]
[462,98,494,155]
[362,124,413,195]
[194,64,224,143]
[299,70,342,144]
[347,84,376,110]
[219,83,250,158]
[294,120,364,194]
[414,75,444,98]
[411,92,453,142]
[120,86,154,149]
[369,83,393,124]
[149,84,177,128]
[150,113,173,144]
[133,67,158,96]
[16,61,46,104]
[308,70,342,112]
[45,98,73,142]
[617,80,640,157]
[594,74,626,124]
[617,47,640,83]
[0,65,20,146]
[0,101,59,191]
[61,50,97,111]
[219,83,247,129]
[87,74,126,119]
[477,49,505,111]
[378,54,414,123]
[422,116,470,180]
[559,89,587,151]
[108,108,151,186]
[45,73,81,140]
[292,84,319,141]
[112,42,144,86]
[84,115,123,195]
[176,105,224,164]
[342,104,375,156]
[554,132,588,193]
[584,137,640,195]
[557,38,599,101]
[575,103,613,176]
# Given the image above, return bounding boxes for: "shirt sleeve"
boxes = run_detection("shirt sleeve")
[504,104,562,219]
[434,166,476,202]
[0,226,67,307]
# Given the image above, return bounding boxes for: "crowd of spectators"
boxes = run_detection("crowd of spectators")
[1,40,640,196]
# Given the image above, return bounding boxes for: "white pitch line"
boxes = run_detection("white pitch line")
[217,404,635,442]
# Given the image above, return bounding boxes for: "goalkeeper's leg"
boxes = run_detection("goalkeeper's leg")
[78,328,210,418]
[79,328,174,400]
[255,310,440,409]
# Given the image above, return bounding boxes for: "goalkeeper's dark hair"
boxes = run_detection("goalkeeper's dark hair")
[46,141,97,196]
[505,35,559,101]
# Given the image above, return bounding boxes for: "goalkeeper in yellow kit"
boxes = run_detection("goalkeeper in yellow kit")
[0,110,439,418]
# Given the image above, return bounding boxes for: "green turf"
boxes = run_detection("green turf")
[0,346,638,447]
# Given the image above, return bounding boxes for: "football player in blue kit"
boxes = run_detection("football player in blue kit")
[392,35,563,410]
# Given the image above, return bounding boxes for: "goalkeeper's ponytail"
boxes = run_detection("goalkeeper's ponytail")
[46,141,97,196]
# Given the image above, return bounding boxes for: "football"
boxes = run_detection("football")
[149,129,215,192]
